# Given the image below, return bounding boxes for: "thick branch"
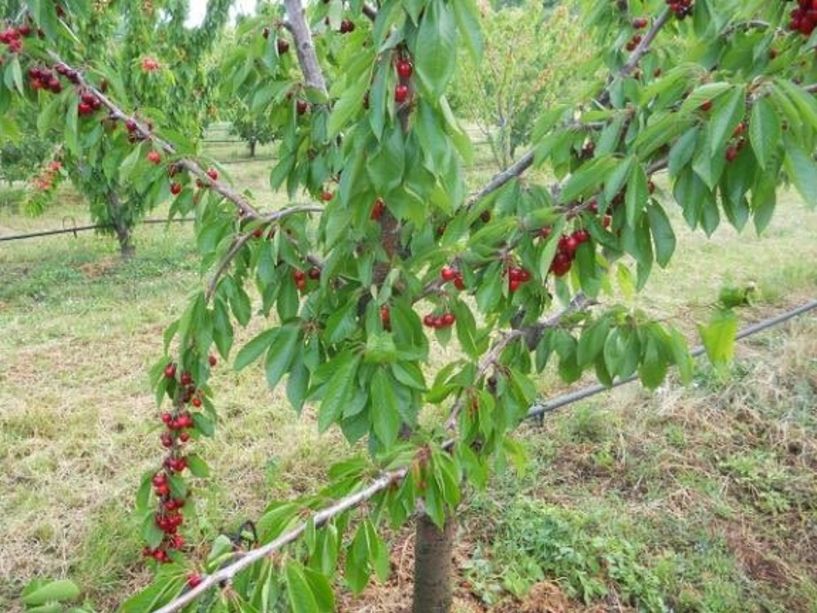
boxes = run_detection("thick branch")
[284,0,328,96]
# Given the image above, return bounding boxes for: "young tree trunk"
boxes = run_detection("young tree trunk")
[248,137,257,158]
[106,191,135,259]
[413,513,455,613]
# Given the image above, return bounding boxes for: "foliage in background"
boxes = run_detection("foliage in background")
[450,0,600,170]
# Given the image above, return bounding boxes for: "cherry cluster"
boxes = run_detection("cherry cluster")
[31,160,62,192]
[0,23,32,53]
[195,167,219,188]
[548,229,590,277]
[292,266,320,291]
[78,90,103,116]
[440,265,466,290]
[788,1,817,36]
[394,54,412,104]
[666,0,693,19]
[27,66,62,94]
[143,360,214,563]
[507,265,531,292]
[625,33,642,52]
[423,312,456,329]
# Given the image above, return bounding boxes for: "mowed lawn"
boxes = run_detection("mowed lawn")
[1,140,817,611]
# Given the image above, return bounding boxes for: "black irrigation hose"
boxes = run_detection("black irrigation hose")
[0,217,194,243]
[527,298,817,419]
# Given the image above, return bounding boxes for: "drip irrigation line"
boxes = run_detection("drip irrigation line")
[527,299,817,419]
[0,217,194,243]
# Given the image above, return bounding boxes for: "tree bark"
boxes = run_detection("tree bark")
[248,137,257,158]
[106,190,135,258]
[413,513,455,613]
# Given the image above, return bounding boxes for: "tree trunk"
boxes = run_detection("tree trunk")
[106,191,135,259]
[248,138,257,158]
[413,513,455,613]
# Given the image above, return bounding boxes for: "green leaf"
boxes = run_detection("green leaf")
[318,353,361,432]
[559,155,617,204]
[285,562,320,613]
[302,567,335,612]
[699,308,738,374]
[451,0,483,63]
[22,580,80,606]
[783,136,817,208]
[603,155,635,204]
[669,327,694,385]
[371,369,401,446]
[577,318,611,368]
[708,85,745,155]
[625,162,649,226]
[193,412,215,437]
[415,0,458,99]
[646,204,676,268]
[234,329,277,371]
[265,324,300,389]
[328,74,369,138]
[186,453,211,478]
[749,97,780,171]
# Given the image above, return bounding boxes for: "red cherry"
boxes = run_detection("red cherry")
[253,228,264,238]
[321,190,334,202]
[380,305,391,326]
[517,268,531,282]
[441,266,458,282]
[396,60,413,79]
[550,252,572,277]
[509,279,521,293]
[170,182,182,195]
[125,119,138,132]
[180,372,193,386]
[539,226,553,239]
[206,168,218,181]
[441,313,455,327]
[453,276,465,291]
[161,412,173,425]
[700,100,713,112]
[574,229,590,244]
[725,146,738,163]
[394,84,409,104]
[423,314,435,328]
[293,269,306,282]
[147,151,161,165]
[208,354,217,367]
[164,363,177,379]
[161,432,174,448]
[191,397,202,408]
[308,267,321,280]
[633,17,648,28]
[339,19,355,33]
[187,573,203,588]
[179,431,190,442]
[277,38,290,54]
[371,198,385,220]
[77,102,93,115]
[296,100,309,115]
[155,483,170,497]
[152,473,167,486]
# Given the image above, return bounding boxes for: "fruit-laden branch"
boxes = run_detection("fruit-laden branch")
[152,467,408,613]
[468,5,672,207]
[151,297,589,612]
[45,51,263,220]
[284,0,328,96]
[618,8,671,79]
[204,204,324,302]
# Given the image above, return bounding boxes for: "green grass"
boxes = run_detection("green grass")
[1,140,817,611]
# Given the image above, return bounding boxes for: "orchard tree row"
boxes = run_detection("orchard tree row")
[3,0,817,611]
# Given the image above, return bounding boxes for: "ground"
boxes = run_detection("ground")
[1,136,817,612]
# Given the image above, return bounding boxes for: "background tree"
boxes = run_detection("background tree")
[4,0,817,612]
[450,0,599,170]
[226,99,277,157]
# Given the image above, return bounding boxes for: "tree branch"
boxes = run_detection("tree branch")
[45,51,262,220]
[284,0,328,96]
[152,467,407,613]
[204,205,323,302]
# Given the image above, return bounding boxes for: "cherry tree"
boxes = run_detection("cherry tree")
[3,0,817,611]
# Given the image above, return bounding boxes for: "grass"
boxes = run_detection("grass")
[1,138,817,612]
